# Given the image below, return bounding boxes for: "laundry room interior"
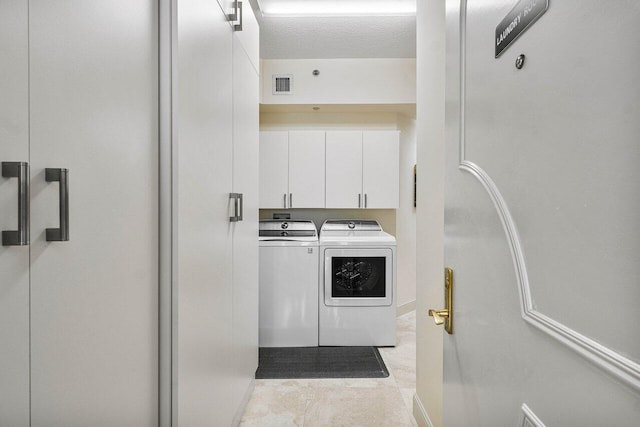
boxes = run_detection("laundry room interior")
[4,0,637,425]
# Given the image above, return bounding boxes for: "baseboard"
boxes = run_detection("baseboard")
[397,300,417,316]
[231,377,255,427]
[413,393,434,427]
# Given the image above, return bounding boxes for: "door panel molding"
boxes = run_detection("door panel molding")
[520,404,545,427]
[456,0,640,392]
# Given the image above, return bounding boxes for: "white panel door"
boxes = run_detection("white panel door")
[28,1,158,425]
[177,0,234,425]
[362,130,399,209]
[289,131,326,208]
[259,131,289,208]
[231,30,259,421]
[325,131,363,208]
[0,0,29,424]
[442,0,640,425]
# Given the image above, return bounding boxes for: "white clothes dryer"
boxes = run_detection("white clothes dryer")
[318,220,396,346]
[259,220,319,347]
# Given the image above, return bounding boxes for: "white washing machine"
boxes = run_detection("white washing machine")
[319,220,396,347]
[259,220,319,347]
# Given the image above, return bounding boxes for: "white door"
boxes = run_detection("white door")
[443,0,640,425]
[176,0,234,424]
[259,131,289,208]
[289,130,325,208]
[27,1,159,425]
[231,15,260,421]
[325,131,363,208]
[363,130,399,209]
[0,0,29,424]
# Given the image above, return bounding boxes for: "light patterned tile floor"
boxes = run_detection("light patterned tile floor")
[240,311,417,427]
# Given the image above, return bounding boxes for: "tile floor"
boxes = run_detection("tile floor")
[240,311,417,426]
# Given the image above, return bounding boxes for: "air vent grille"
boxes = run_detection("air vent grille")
[272,74,293,95]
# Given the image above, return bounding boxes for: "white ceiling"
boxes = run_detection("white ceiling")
[253,0,416,59]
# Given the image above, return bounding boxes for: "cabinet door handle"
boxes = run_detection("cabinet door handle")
[230,193,242,222]
[364,193,368,208]
[2,162,29,246]
[238,193,244,221]
[233,1,244,31]
[289,193,292,209]
[358,193,362,208]
[283,193,287,209]
[45,168,70,242]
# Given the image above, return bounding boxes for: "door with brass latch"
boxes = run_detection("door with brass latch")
[439,0,640,425]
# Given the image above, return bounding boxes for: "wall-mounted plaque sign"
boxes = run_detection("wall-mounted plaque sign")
[495,0,548,58]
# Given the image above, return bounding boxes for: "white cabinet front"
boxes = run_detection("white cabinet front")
[288,131,325,208]
[325,130,399,209]
[260,130,326,208]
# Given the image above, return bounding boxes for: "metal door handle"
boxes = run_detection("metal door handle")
[230,193,243,222]
[428,267,454,334]
[358,193,362,208]
[234,1,243,31]
[364,193,368,208]
[283,193,287,208]
[289,193,292,208]
[45,168,69,242]
[228,0,243,31]
[237,193,243,221]
[2,162,29,246]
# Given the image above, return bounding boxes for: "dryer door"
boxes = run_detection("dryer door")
[323,248,393,307]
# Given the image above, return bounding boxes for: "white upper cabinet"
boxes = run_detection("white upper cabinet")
[362,131,399,209]
[288,131,325,208]
[260,131,326,208]
[325,131,363,208]
[325,130,399,209]
[259,131,289,208]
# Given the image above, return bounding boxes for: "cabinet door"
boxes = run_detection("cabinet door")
[176,0,234,425]
[231,32,259,422]
[363,131,400,208]
[325,131,363,208]
[29,1,159,425]
[0,1,29,424]
[289,131,326,208]
[259,131,289,208]
[232,0,259,72]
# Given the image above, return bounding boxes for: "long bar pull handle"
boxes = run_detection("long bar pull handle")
[45,168,69,242]
[2,162,29,246]
[289,193,292,209]
[283,193,287,209]
[364,193,368,208]
[233,1,243,31]
[230,193,241,222]
[237,193,244,221]
[358,193,362,208]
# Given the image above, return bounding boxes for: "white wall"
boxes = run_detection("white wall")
[414,0,445,426]
[260,111,416,308]
[396,114,417,309]
[261,59,416,105]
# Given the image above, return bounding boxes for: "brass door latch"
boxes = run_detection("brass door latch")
[428,267,453,334]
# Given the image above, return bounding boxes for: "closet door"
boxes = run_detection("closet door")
[325,131,363,208]
[231,8,260,419]
[176,0,234,425]
[29,1,158,425]
[0,0,29,424]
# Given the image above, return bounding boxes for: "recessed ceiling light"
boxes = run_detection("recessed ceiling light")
[259,0,416,17]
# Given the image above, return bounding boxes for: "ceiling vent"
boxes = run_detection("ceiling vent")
[272,74,293,95]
